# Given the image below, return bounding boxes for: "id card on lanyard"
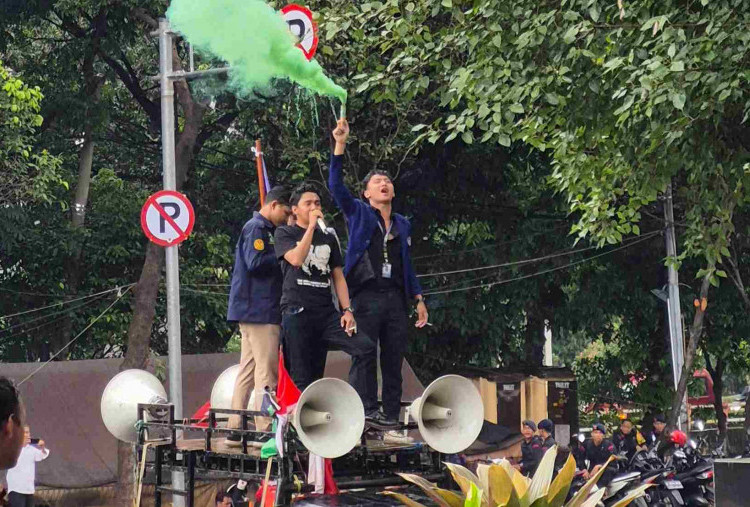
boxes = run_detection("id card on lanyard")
[379,220,394,279]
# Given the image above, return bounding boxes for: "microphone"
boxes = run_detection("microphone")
[317,217,330,234]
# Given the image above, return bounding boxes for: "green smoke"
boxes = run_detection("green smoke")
[167,0,347,102]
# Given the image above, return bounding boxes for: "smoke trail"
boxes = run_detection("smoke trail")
[167,0,346,102]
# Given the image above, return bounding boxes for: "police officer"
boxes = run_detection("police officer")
[648,413,668,449]
[226,186,292,445]
[612,418,647,460]
[515,420,543,476]
[538,419,556,451]
[582,423,615,485]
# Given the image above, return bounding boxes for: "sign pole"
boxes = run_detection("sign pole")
[664,181,687,431]
[159,18,186,506]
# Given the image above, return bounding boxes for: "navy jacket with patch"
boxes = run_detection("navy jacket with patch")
[227,212,282,324]
[327,154,422,298]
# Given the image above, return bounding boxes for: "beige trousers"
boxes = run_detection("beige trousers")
[228,323,280,431]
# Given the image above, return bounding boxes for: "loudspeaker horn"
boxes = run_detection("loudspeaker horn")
[409,374,484,454]
[210,364,256,415]
[291,378,364,458]
[101,369,168,443]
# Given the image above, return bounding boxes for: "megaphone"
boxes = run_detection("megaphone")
[409,374,484,454]
[101,369,168,443]
[291,378,364,458]
[210,364,256,414]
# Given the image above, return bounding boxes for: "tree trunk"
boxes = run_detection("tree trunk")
[668,273,712,428]
[704,350,727,440]
[51,47,103,358]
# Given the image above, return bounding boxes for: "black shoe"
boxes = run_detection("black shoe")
[224,434,242,447]
[366,411,399,428]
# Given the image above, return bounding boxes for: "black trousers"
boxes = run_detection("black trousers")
[282,305,377,412]
[353,287,409,420]
[7,492,34,507]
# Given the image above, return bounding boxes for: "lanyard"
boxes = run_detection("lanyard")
[377,220,394,264]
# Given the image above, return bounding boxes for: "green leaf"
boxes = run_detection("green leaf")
[510,103,524,114]
[563,25,580,44]
[589,5,600,22]
[441,0,452,7]
[670,61,685,72]
[498,134,511,147]
[671,92,686,110]
[411,124,428,132]
[716,270,727,278]
[462,131,474,144]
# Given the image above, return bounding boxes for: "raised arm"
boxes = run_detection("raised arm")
[328,119,361,217]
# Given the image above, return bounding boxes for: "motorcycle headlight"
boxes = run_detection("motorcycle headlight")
[689,439,698,449]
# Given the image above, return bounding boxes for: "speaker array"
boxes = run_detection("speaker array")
[101,368,484,456]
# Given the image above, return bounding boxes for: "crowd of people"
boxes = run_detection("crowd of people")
[225,119,428,444]
[516,415,667,483]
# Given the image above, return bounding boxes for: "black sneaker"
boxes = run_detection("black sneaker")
[366,411,399,428]
[224,434,242,447]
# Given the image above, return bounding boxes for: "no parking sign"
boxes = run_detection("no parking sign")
[282,4,318,61]
[140,190,195,247]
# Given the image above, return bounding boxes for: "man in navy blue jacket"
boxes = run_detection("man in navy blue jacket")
[226,186,291,445]
[328,119,428,427]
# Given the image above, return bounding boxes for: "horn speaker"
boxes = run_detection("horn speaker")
[291,378,365,458]
[101,369,168,443]
[409,374,484,454]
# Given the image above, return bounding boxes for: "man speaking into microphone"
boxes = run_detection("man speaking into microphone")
[328,119,428,428]
[274,184,376,405]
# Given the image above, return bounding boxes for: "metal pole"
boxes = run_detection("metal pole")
[159,18,186,506]
[664,182,687,430]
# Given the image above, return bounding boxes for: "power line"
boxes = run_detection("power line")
[0,284,135,321]
[0,293,109,336]
[418,230,661,279]
[412,224,569,262]
[424,233,660,296]
[17,286,134,386]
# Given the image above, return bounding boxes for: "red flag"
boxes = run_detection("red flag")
[191,401,211,428]
[324,459,339,494]
[276,350,301,415]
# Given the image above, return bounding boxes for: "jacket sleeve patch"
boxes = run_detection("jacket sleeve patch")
[253,238,265,251]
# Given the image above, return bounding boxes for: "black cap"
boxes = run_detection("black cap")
[654,413,667,423]
[538,419,554,433]
[522,419,537,431]
[592,422,607,434]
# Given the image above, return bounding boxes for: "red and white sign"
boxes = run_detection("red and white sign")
[282,4,318,61]
[140,190,195,247]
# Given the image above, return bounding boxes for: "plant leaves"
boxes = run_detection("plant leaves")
[609,484,652,507]
[382,491,430,507]
[547,454,576,507]
[566,456,616,507]
[523,446,557,504]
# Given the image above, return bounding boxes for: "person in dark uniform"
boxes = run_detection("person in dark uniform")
[582,423,615,485]
[612,419,647,460]
[327,119,428,428]
[648,413,668,449]
[275,185,376,402]
[538,419,556,451]
[226,187,291,445]
[515,420,543,476]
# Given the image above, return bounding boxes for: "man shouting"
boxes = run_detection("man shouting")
[328,119,428,428]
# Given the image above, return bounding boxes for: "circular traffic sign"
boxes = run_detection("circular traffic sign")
[282,4,318,61]
[140,190,195,247]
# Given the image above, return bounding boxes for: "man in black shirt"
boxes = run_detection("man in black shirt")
[275,185,377,409]
[612,419,647,460]
[515,420,543,476]
[538,419,556,451]
[582,423,615,485]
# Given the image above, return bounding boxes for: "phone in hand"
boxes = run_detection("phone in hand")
[30,438,40,444]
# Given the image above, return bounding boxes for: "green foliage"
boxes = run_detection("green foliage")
[0,60,62,208]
